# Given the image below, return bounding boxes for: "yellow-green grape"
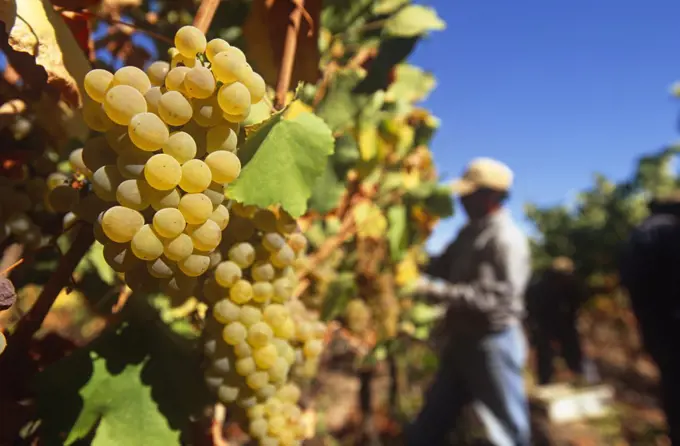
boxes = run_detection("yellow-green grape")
[214,261,242,288]
[147,256,174,279]
[162,131,196,164]
[112,66,151,94]
[105,126,136,154]
[178,193,212,224]
[249,418,268,439]
[83,99,115,132]
[169,47,198,68]
[101,206,145,243]
[268,357,289,383]
[183,121,208,157]
[222,321,247,345]
[153,207,186,238]
[252,281,274,303]
[206,124,238,153]
[73,194,111,224]
[131,224,163,260]
[184,66,216,99]
[243,71,266,104]
[262,232,286,252]
[82,136,117,172]
[103,243,140,272]
[165,66,190,93]
[239,305,262,326]
[263,304,288,328]
[213,299,241,324]
[158,91,193,126]
[84,69,113,103]
[116,179,152,211]
[252,344,277,370]
[179,159,212,193]
[209,205,230,230]
[223,110,249,124]
[272,277,293,303]
[230,279,253,304]
[252,261,275,282]
[175,25,207,58]
[295,322,314,342]
[204,150,241,184]
[186,220,221,251]
[211,48,249,84]
[248,404,266,420]
[117,149,152,179]
[303,340,323,358]
[217,385,239,404]
[144,154,182,191]
[234,341,252,358]
[257,384,277,401]
[206,38,230,62]
[69,148,89,175]
[144,87,163,115]
[128,112,169,151]
[48,185,79,213]
[246,371,268,390]
[235,357,256,376]
[288,233,307,253]
[228,242,255,268]
[47,172,69,190]
[271,244,295,268]
[177,253,210,277]
[277,384,301,404]
[92,165,124,201]
[276,211,298,234]
[192,97,223,127]
[149,188,180,211]
[217,82,251,116]
[103,85,147,125]
[273,338,295,362]
[203,182,226,206]
[247,322,273,349]
[146,61,170,86]
[163,233,193,261]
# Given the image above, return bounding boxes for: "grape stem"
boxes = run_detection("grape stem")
[193,0,221,34]
[0,243,24,277]
[274,0,306,109]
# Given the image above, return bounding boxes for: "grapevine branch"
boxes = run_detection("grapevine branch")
[274,0,306,109]
[193,0,221,35]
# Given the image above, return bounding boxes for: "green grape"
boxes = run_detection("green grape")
[218,385,239,404]
[209,204,230,230]
[245,371,268,390]
[63,212,78,230]
[253,210,278,232]
[217,82,251,116]
[276,211,298,234]
[223,109,249,124]
[48,185,79,213]
[213,299,241,324]
[116,148,151,179]
[222,321,247,345]
[103,85,147,125]
[203,182,226,206]
[177,253,210,277]
[144,154,182,191]
[146,61,170,86]
[84,69,113,103]
[106,126,137,155]
[208,250,222,268]
[295,321,314,342]
[5,214,30,235]
[230,279,253,304]
[262,233,286,252]
[83,98,115,132]
[252,262,275,282]
[112,66,151,94]
[184,66,216,99]
[206,123,238,153]
[277,384,301,404]
[214,260,242,288]
[259,436,279,446]
[303,340,323,358]
[206,38,230,62]
[116,179,152,211]
[73,194,110,224]
[204,370,223,391]
[263,304,288,328]
[153,207,186,238]
[186,219,221,251]
[170,47,199,68]
[82,136,117,172]
[228,242,255,268]
[271,245,295,268]
[46,172,68,190]
[144,86,163,115]
[248,322,274,349]
[234,341,252,358]
[178,193,212,224]
[163,233,194,261]
[162,131,196,164]
[163,271,197,297]
[102,206,145,243]
[252,281,274,303]
[204,150,241,184]
[243,71,266,104]
[158,91,193,126]
[272,338,295,364]
[250,419,268,439]
[149,188,181,211]
[239,305,262,326]
[247,404,265,419]
[175,25,207,58]
[147,256,174,279]
[272,318,295,340]
[211,48,249,84]
[267,357,289,383]
[131,224,163,260]
[253,343,277,370]
[165,66,190,93]
[236,356,256,376]
[192,97,224,127]
[264,398,283,416]
[272,277,293,303]
[183,121,208,157]
[92,165,125,202]
[288,233,307,253]
[256,384,277,400]
[179,159,212,193]
[129,112,169,151]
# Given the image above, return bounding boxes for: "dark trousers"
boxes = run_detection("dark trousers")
[533,322,599,385]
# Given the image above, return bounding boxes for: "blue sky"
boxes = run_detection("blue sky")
[410,1,680,254]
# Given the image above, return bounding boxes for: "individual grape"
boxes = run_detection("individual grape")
[158,91,193,126]
[277,384,301,404]
[116,179,152,210]
[228,242,255,268]
[211,48,249,84]
[236,357,256,376]
[288,233,307,253]
[84,69,113,103]
[83,99,115,132]
[209,204,230,230]
[82,136,116,172]
[214,261,242,288]
[245,371,268,390]
[117,149,152,179]
[253,344,277,369]
[184,66,216,99]
[149,188,181,211]
[175,25,207,58]
[239,305,262,326]
[103,85,147,125]
[250,418,268,439]
[206,38,230,62]
[253,210,278,232]
[101,206,145,243]
[192,97,224,127]
[153,207,186,238]
[178,193,212,224]
[102,243,138,272]
[178,159,212,193]
[131,224,163,260]
[243,71,266,103]
[303,340,323,358]
[271,245,295,268]
[217,385,239,404]
[260,436,279,446]
[146,61,170,86]
[268,357,289,383]
[247,404,266,420]
[165,66,191,93]
[112,66,151,94]
[144,154,182,191]
[217,82,251,116]
[143,86,163,115]
[147,256,174,279]
[204,150,241,184]
[222,321,247,345]
[183,121,208,157]
[186,219,221,251]
[273,338,296,363]
[129,112,169,151]
[206,124,238,153]
[162,132,196,164]
[92,165,124,201]
[223,110,249,124]
[262,233,286,252]
[230,279,253,304]
[106,126,136,154]
[252,281,274,303]
[73,194,111,224]
[47,172,69,190]
[213,298,241,324]
[234,341,252,358]
[247,322,273,349]
[170,47,199,68]
[252,262,275,282]
[263,304,288,327]
[273,318,295,341]
[48,185,79,213]
[203,182,226,206]
[276,211,298,234]
[178,253,210,277]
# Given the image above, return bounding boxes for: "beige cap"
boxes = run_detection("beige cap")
[449,157,514,196]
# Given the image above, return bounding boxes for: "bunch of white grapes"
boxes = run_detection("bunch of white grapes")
[285,299,326,380]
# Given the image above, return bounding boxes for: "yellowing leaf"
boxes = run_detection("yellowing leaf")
[402,170,420,189]
[396,256,419,286]
[284,99,313,121]
[382,5,446,38]
[353,200,387,239]
[358,122,378,161]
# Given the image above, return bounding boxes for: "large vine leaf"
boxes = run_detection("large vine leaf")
[385,64,436,103]
[308,162,345,214]
[227,112,334,218]
[382,5,446,38]
[315,69,370,132]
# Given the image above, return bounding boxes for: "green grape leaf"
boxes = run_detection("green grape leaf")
[308,162,345,214]
[387,205,408,261]
[321,272,357,321]
[227,111,334,218]
[373,0,408,14]
[423,185,455,218]
[315,69,370,132]
[382,5,446,38]
[386,64,436,104]
[333,133,360,166]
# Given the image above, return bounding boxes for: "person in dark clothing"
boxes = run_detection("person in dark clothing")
[620,196,680,445]
[525,257,600,385]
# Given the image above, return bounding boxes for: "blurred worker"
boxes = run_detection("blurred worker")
[406,157,532,446]
[620,194,680,445]
[525,256,600,386]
